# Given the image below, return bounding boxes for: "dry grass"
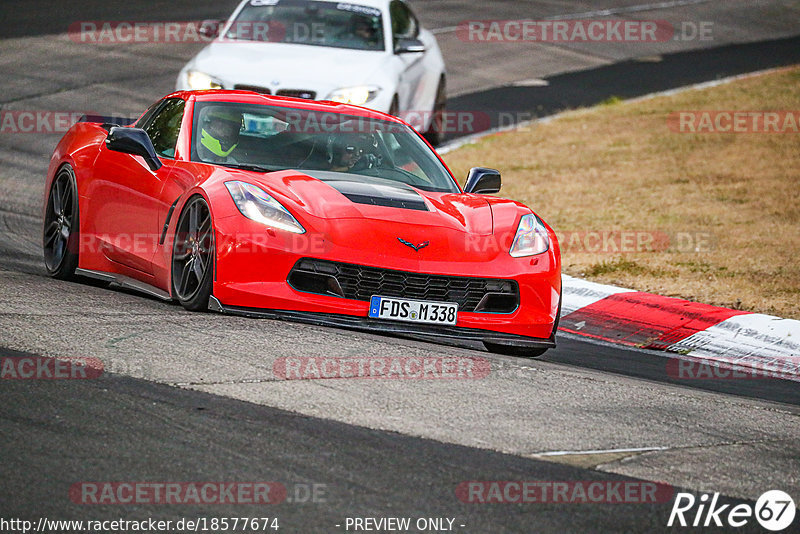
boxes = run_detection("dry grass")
[443,67,800,318]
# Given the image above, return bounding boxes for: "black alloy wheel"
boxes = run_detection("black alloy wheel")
[43,165,79,279]
[171,195,214,311]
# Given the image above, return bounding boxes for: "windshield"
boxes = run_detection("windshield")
[191,102,459,193]
[227,0,385,51]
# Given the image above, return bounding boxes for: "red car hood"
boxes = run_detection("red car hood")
[249,169,510,262]
[262,169,491,231]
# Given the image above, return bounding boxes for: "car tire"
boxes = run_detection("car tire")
[483,293,562,358]
[423,76,446,147]
[483,342,548,358]
[43,164,80,280]
[171,195,214,311]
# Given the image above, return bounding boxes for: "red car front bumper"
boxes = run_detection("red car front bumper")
[211,214,561,345]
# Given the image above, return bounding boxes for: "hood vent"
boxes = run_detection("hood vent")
[325,179,429,211]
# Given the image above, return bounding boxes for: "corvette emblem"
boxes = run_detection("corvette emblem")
[398,238,430,251]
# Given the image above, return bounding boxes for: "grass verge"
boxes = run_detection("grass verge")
[443,66,800,318]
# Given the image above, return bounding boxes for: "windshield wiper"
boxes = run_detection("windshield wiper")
[219,163,280,173]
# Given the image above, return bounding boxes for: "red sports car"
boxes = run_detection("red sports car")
[43,91,561,356]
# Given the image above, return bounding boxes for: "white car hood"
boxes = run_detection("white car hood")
[190,41,391,91]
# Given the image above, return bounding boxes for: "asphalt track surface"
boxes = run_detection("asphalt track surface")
[1,1,800,532]
[0,347,768,533]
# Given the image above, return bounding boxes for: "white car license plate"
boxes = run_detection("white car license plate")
[368,296,458,326]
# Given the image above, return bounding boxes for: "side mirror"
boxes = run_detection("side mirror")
[394,38,425,54]
[105,127,162,171]
[199,19,222,39]
[464,167,501,194]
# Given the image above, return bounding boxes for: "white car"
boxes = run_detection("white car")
[177,0,447,144]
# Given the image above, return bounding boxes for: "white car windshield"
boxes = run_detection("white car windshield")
[192,102,460,193]
[227,0,385,51]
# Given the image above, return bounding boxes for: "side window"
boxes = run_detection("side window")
[143,99,185,158]
[134,101,163,129]
[390,1,418,43]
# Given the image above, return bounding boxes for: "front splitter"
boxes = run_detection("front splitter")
[208,296,556,349]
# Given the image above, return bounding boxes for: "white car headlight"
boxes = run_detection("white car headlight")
[326,86,381,106]
[225,181,305,234]
[186,70,223,90]
[509,214,550,257]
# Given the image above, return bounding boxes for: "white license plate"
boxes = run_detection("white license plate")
[368,296,458,326]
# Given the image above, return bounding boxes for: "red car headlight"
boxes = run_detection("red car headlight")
[509,213,550,257]
[225,180,306,234]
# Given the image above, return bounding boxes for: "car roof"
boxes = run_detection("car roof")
[166,89,406,123]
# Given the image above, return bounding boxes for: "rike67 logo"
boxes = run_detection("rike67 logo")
[668,490,796,531]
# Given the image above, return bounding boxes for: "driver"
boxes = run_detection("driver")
[326,135,365,172]
[348,14,380,47]
[197,107,243,163]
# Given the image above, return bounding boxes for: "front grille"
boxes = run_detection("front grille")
[276,89,316,100]
[288,259,519,313]
[234,84,272,94]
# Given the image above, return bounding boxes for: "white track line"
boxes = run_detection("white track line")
[533,446,670,456]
